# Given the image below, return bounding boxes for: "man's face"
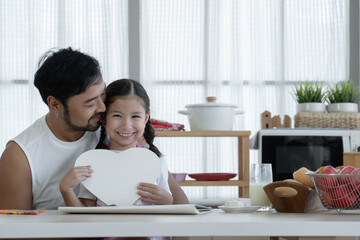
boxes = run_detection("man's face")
[63,79,106,132]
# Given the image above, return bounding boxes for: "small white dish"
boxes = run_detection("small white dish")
[218,205,260,213]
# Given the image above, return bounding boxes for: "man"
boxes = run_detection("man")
[0,47,187,210]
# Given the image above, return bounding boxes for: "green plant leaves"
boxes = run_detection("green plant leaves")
[292,82,325,103]
[292,81,359,104]
[326,81,360,103]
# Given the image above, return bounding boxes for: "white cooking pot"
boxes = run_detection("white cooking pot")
[178,97,244,131]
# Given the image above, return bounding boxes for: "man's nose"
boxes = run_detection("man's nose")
[96,97,106,112]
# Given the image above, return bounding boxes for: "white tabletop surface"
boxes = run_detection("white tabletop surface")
[1,209,360,238]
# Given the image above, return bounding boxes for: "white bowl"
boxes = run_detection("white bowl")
[171,173,187,181]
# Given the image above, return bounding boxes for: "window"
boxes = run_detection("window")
[0,0,351,201]
[0,0,128,153]
[140,0,349,200]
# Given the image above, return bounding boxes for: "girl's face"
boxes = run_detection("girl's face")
[104,95,149,151]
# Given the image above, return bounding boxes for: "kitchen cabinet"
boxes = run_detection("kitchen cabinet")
[155,130,251,198]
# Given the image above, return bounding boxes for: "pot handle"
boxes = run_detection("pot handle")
[235,110,244,115]
[178,110,189,115]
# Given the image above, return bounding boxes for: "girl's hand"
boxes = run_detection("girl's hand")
[137,182,173,205]
[60,165,93,193]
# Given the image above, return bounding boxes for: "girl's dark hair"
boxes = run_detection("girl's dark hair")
[96,79,161,157]
[34,47,102,107]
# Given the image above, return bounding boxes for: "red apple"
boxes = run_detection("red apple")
[316,166,325,174]
[351,168,360,189]
[339,166,357,186]
[331,185,357,208]
[336,165,345,173]
[316,165,337,174]
[354,185,360,207]
[353,184,360,200]
[352,168,360,174]
[315,165,338,192]
[321,191,334,207]
[340,166,356,174]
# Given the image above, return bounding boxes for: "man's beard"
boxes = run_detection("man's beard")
[63,107,102,132]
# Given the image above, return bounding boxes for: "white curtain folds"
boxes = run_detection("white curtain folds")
[0,0,129,153]
[140,0,349,200]
[0,0,349,201]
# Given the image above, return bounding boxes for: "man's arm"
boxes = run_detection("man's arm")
[0,141,32,209]
[168,171,189,204]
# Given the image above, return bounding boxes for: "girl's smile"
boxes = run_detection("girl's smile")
[118,132,135,137]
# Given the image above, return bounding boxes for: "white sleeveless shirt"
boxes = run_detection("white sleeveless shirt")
[11,115,99,210]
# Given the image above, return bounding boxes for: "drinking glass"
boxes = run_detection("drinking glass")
[249,163,273,206]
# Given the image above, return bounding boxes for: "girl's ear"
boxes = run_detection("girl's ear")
[145,113,150,124]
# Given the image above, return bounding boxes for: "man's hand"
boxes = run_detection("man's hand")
[137,182,173,205]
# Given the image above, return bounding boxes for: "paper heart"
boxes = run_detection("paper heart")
[75,148,161,206]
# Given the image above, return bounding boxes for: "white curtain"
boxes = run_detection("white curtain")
[0,0,129,153]
[140,0,349,200]
[0,0,349,202]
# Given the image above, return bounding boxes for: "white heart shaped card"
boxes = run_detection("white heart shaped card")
[75,148,161,206]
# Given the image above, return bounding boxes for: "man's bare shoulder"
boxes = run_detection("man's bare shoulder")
[0,141,32,209]
[0,141,29,167]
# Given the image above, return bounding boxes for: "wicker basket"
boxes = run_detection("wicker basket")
[294,112,360,129]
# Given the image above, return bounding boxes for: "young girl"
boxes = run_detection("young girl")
[60,79,173,207]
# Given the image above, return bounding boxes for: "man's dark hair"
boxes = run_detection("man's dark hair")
[34,47,102,107]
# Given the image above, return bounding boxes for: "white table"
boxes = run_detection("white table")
[1,209,360,238]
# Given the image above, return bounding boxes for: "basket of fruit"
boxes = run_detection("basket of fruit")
[306,165,360,214]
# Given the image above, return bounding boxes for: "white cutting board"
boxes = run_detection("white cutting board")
[75,148,161,206]
[58,204,212,215]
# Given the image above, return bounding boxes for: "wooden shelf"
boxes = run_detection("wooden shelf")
[155,130,251,137]
[155,130,250,198]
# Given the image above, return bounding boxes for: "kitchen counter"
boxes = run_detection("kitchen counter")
[1,209,360,238]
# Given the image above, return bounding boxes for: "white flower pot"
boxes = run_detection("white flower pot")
[327,103,358,113]
[296,103,327,113]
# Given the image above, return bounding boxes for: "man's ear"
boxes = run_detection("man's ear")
[47,96,62,116]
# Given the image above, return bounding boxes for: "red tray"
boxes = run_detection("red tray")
[188,173,237,181]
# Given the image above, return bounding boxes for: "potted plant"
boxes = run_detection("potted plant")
[292,81,327,113]
[326,81,359,113]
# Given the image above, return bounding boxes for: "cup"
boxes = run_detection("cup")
[249,163,273,206]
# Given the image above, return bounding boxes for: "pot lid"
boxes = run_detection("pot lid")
[185,96,238,108]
